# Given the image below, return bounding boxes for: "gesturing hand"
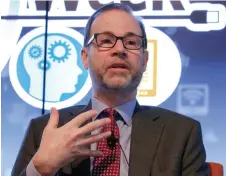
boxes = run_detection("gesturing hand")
[32,107,111,176]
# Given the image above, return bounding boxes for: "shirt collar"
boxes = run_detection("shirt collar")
[91,97,136,126]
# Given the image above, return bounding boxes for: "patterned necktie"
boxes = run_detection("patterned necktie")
[92,108,120,176]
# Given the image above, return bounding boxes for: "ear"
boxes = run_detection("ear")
[142,50,149,72]
[81,47,89,69]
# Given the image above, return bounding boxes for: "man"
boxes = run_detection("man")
[12,3,210,176]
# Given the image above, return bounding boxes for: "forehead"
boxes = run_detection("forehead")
[90,9,142,36]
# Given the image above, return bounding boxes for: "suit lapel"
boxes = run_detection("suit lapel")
[129,103,165,176]
[60,100,92,126]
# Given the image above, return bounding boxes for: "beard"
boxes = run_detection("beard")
[97,69,143,92]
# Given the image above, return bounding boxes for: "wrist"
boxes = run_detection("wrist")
[32,153,58,176]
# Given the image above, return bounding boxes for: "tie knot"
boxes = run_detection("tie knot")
[103,108,118,117]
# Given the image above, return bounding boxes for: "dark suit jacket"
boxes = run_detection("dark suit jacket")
[11,101,210,176]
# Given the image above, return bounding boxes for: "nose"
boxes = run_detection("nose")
[112,38,127,56]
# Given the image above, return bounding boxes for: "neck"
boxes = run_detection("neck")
[92,87,137,107]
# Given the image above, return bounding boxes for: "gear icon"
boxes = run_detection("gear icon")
[48,40,71,63]
[28,45,43,59]
[38,60,51,71]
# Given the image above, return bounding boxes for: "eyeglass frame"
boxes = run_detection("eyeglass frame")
[86,32,147,50]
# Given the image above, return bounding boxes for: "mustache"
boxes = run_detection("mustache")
[112,52,127,60]
[107,52,130,68]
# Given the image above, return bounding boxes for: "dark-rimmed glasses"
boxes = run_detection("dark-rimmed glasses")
[86,32,145,50]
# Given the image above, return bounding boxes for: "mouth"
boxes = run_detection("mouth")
[108,63,129,70]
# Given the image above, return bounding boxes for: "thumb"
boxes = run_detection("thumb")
[47,107,59,128]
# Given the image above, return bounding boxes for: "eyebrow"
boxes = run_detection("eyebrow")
[98,31,142,37]
[124,32,141,36]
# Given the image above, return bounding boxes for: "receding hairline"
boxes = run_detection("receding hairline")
[88,9,143,39]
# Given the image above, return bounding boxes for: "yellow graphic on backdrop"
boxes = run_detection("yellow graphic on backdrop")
[138,40,158,97]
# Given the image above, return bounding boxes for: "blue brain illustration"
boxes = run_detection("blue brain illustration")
[28,45,43,59]
[48,40,71,63]
[38,60,51,71]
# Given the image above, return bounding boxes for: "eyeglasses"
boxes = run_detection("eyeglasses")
[86,32,145,50]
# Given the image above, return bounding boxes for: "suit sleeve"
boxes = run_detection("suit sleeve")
[182,122,210,176]
[11,119,38,176]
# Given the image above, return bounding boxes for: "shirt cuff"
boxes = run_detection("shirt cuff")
[26,160,42,176]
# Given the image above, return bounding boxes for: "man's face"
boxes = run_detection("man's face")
[82,10,148,92]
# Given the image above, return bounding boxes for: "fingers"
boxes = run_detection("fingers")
[75,118,111,138]
[73,149,103,158]
[75,131,111,147]
[68,110,98,128]
[47,107,59,128]
[81,150,103,157]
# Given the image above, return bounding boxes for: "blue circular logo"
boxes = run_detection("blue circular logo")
[10,27,92,109]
